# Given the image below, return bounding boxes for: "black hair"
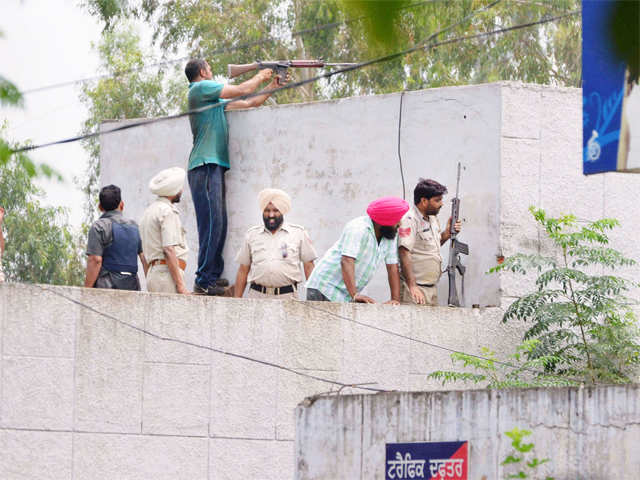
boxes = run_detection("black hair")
[185,59,207,82]
[99,185,121,211]
[413,178,447,205]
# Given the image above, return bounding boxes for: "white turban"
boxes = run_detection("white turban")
[258,188,291,215]
[149,167,185,197]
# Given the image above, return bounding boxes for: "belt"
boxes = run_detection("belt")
[151,258,187,271]
[250,283,296,295]
[416,282,435,287]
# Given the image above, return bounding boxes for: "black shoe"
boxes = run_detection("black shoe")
[215,278,229,287]
[193,283,226,296]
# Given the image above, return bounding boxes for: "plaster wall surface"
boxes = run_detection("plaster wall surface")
[100,84,503,306]
[295,385,640,479]
[0,282,525,479]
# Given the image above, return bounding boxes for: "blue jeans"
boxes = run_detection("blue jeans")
[188,163,227,288]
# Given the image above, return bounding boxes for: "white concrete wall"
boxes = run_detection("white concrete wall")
[0,283,526,479]
[499,83,640,302]
[100,84,503,306]
[295,385,640,479]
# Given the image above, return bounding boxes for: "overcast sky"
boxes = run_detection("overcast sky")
[1,0,102,228]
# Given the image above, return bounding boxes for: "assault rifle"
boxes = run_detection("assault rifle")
[447,163,469,307]
[227,60,358,85]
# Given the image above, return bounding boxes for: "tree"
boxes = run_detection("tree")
[431,208,640,387]
[492,208,640,384]
[79,24,185,224]
[81,0,581,105]
[0,134,85,285]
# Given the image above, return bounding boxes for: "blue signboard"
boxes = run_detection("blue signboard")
[582,0,627,174]
[385,441,468,480]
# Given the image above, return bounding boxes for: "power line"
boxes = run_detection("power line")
[18,0,439,96]
[13,8,578,156]
[296,300,584,385]
[29,283,388,393]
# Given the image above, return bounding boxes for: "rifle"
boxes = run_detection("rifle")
[227,60,358,85]
[447,162,469,307]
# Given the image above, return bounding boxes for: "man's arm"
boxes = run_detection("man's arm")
[221,69,272,99]
[139,253,149,277]
[303,260,314,280]
[234,264,251,297]
[224,77,281,111]
[398,247,426,305]
[84,255,102,287]
[440,217,462,245]
[163,246,189,294]
[340,255,375,303]
[385,263,401,305]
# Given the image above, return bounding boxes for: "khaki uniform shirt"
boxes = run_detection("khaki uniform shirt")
[236,223,317,287]
[398,205,442,285]
[139,197,189,263]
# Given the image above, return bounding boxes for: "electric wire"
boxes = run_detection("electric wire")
[397,91,407,200]
[18,0,440,96]
[296,299,586,386]
[12,9,579,156]
[29,283,389,393]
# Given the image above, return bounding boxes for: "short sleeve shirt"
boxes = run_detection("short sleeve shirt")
[86,210,142,257]
[305,216,398,302]
[187,80,230,170]
[139,197,189,262]
[235,223,317,287]
[398,205,443,284]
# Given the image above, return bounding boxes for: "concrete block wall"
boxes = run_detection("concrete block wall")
[0,282,526,479]
[295,385,640,479]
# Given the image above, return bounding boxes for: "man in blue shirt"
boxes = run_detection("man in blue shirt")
[185,58,279,295]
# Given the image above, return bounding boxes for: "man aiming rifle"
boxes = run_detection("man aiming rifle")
[228,59,358,85]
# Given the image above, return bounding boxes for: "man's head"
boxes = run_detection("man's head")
[149,167,186,199]
[185,59,213,82]
[258,188,291,232]
[414,178,447,216]
[98,185,123,212]
[366,196,410,240]
[263,203,284,232]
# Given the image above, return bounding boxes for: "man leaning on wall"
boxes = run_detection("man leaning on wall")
[85,185,148,291]
[185,58,284,296]
[398,179,461,306]
[140,167,190,295]
[305,197,409,304]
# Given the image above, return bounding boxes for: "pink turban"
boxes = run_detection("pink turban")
[366,196,409,226]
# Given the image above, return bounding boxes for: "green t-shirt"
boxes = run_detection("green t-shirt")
[187,80,230,170]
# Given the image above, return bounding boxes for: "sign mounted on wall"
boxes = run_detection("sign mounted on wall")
[582,0,640,174]
[385,441,468,480]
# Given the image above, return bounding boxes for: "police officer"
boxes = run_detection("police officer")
[398,179,461,306]
[234,188,317,299]
[140,167,190,294]
[85,185,148,291]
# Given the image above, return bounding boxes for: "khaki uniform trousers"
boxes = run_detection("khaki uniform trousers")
[146,264,183,294]
[246,287,297,300]
[400,281,438,306]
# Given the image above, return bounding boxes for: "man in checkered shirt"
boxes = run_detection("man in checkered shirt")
[305,197,409,303]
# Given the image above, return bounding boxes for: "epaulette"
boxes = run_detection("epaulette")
[287,223,305,230]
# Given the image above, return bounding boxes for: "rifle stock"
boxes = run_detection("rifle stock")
[228,62,260,79]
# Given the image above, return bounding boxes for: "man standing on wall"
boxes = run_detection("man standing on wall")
[185,58,283,296]
[140,167,190,295]
[234,188,317,299]
[85,185,148,291]
[398,179,461,306]
[305,196,409,304]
